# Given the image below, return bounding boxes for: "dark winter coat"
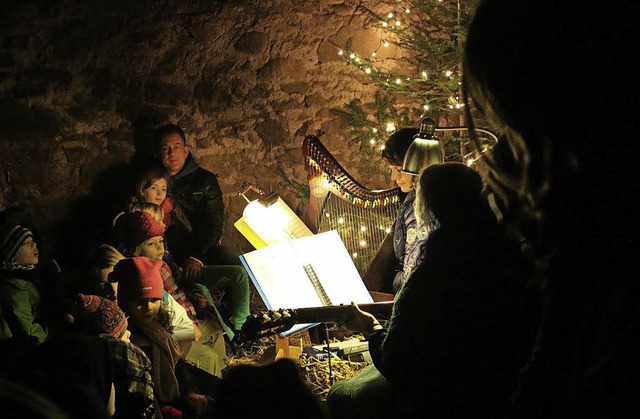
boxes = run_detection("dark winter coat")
[165,154,224,265]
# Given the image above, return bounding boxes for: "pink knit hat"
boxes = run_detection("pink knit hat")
[71,293,128,339]
[110,257,164,306]
[113,210,164,250]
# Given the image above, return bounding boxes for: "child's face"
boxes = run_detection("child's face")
[13,237,39,265]
[134,236,165,261]
[143,178,168,206]
[127,298,162,326]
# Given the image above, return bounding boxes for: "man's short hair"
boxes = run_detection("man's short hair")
[153,124,187,150]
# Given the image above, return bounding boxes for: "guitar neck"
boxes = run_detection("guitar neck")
[293,301,394,324]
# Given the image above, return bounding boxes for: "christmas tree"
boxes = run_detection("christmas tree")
[331,0,493,166]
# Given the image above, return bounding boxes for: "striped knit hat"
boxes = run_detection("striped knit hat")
[0,224,33,264]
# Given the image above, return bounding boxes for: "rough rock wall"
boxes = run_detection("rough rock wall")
[0,0,399,265]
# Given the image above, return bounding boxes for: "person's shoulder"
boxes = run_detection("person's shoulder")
[0,276,35,292]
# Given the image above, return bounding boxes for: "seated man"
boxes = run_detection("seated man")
[153,123,243,281]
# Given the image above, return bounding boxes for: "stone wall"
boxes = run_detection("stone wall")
[0,0,403,267]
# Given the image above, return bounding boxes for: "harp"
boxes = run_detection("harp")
[302,134,404,294]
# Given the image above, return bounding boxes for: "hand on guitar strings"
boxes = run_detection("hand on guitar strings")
[338,302,385,335]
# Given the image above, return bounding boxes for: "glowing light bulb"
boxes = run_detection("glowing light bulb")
[349,53,356,59]
[385,227,391,233]
[445,70,453,77]
[422,71,427,77]
[360,226,367,231]
[372,128,378,133]
[386,123,395,132]
[338,50,343,55]
[395,78,401,84]
[369,139,375,145]
[423,104,429,110]
[371,52,377,57]
[388,13,394,18]
[338,217,344,224]
[365,67,371,74]
[382,22,388,27]
[467,159,474,166]
[384,42,389,47]
[359,240,367,247]
[396,20,401,26]
[352,252,358,258]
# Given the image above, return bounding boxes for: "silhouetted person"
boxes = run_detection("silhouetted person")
[462,1,640,417]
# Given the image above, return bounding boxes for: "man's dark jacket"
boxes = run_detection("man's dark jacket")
[165,153,224,265]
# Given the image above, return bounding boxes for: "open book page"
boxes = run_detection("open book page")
[240,230,374,336]
[239,197,314,248]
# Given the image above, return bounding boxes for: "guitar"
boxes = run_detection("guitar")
[239,301,394,340]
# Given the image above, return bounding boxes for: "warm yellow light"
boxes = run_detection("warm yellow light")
[387,13,393,18]
[360,226,367,231]
[396,20,401,26]
[386,123,395,132]
[338,217,345,224]
[365,68,371,74]
[421,71,427,77]
[372,128,378,133]
[371,52,377,57]
[349,53,356,59]
[369,139,375,145]
[382,22,388,27]
[338,50,343,55]
[445,70,453,77]
[423,104,429,110]
[395,78,401,84]
[359,240,367,247]
[384,42,389,47]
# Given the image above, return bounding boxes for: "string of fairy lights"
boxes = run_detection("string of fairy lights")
[329,0,471,163]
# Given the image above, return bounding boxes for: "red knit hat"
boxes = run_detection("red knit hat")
[71,293,128,339]
[113,210,164,250]
[110,257,165,307]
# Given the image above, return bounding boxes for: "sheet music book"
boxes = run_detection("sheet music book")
[240,230,374,336]
[234,196,314,250]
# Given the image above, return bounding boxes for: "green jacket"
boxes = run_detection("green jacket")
[0,274,48,344]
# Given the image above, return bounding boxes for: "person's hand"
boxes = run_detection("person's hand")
[183,257,203,280]
[193,323,202,343]
[339,302,383,334]
[183,391,214,415]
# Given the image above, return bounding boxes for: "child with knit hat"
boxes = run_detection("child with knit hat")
[111,256,216,418]
[114,210,231,378]
[66,292,161,419]
[0,222,49,348]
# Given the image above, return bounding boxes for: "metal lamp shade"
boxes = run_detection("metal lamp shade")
[401,138,443,175]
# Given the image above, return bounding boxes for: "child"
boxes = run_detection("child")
[112,256,216,418]
[129,167,250,335]
[66,292,160,419]
[0,223,49,350]
[113,210,230,377]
